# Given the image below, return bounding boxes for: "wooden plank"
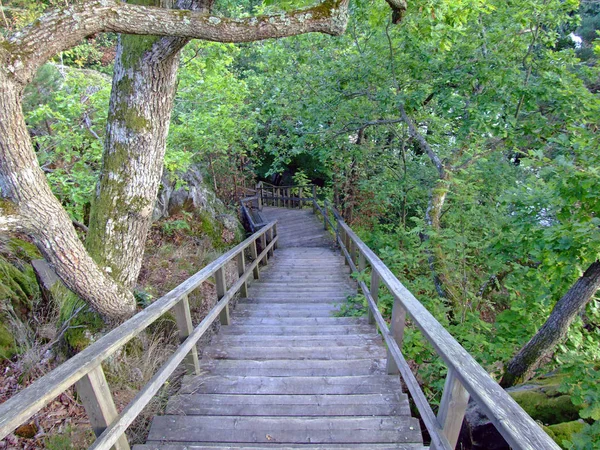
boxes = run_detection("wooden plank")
[219,324,375,335]
[146,416,423,444]
[166,394,410,416]
[215,267,229,326]
[236,252,248,297]
[432,369,470,450]
[387,295,406,375]
[179,375,402,395]
[202,345,387,360]
[368,270,380,325]
[312,185,317,214]
[250,240,260,279]
[172,295,200,375]
[337,221,560,450]
[230,317,363,326]
[194,358,388,377]
[211,334,381,347]
[75,366,130,450]
[135,444,428,450]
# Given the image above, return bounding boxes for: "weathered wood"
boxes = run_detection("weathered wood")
[267,227,275,258]
[135,445,427,450]
[75,366,130,450]
[369,270,380,325]
[172,295,200,375]
[179,375,401,395]
[337,220,560,450]
[194,358,388,377]
[0,222,277,441]
[147,416,423,444]
[220,324,375,335]
[432,369,470,450]
[312,185,317,214]
[167,393,410,416]
[387,295,407,375]
[299,187,303,208]
[215,267,229,325]
[236,252,248,297]
[250,240,260,279]
[203,344,387,360]
[260,233,268,265]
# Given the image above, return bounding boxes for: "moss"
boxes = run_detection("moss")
[545,421,586,449]
[0,323,17,359]
[7,238,42,262]
[510,390,580,424]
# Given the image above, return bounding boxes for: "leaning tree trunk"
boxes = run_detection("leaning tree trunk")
[500,260,600,387]
[86,5,194,288]
[0,73,136,320]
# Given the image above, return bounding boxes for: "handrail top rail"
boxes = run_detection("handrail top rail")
[0,221,277,441]
[319,205,559,450]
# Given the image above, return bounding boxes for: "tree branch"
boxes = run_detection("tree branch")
[399,104,446,179]
[6,0,349,81]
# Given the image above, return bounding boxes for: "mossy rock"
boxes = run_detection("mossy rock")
[0,238,42,359]
[508,374,581,425]
[544,420,586,449]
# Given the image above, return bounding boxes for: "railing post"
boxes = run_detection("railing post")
[323,202,328,230]
[76,366,130,450]
[237,251,248,297]
[286,188,290,208]
[250,240,260,279]
[273,223,278,249]
[350,240,357,266]
[312,185,317,214]
[341,229,349,265]
[432,369,470,450]
[260,233,268,265]
[257,185,263,210]
[267,227,274,258]
[299,187,303,209]
[277,188,281,207]
[215,267,230,325]
[368,270,380,324]
[386,295,406,374]
[172,295,200,375]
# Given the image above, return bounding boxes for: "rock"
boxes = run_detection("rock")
[153,165,225,221]
[458,374,581,449]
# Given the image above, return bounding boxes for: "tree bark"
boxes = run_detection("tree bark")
[86,0,199,289]
[500,260,600,387]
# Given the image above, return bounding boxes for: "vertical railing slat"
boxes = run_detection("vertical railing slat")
[172,295,200,375]
[76,366,130,450]
[215,267,230,325]
[386,295,407,375]
[432,369,470,450]
[237,251,248,297]
[368,270,380,325]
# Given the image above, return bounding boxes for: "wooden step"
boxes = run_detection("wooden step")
[229,317,361,326]
[166,393,411,416]
[202,345,387,360]
[210,334,381,347]
[146,416,423,444]
[219,325,374,335]
[179,375,402,395]
[135,445,428,450]
[195,358,387,376]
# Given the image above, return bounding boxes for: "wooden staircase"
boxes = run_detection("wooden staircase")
[135,206,426,449]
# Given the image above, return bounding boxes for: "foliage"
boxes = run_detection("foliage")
[24,64,111,223]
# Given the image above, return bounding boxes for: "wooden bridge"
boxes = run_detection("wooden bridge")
[0,185,560,450]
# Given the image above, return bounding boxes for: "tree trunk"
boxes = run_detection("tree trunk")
[0,73,136,320]
[86,1,194,289]
[500,260,600,387]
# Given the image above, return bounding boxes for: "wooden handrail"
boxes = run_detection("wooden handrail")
[0,222,278,448]
[312,199,560,450]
